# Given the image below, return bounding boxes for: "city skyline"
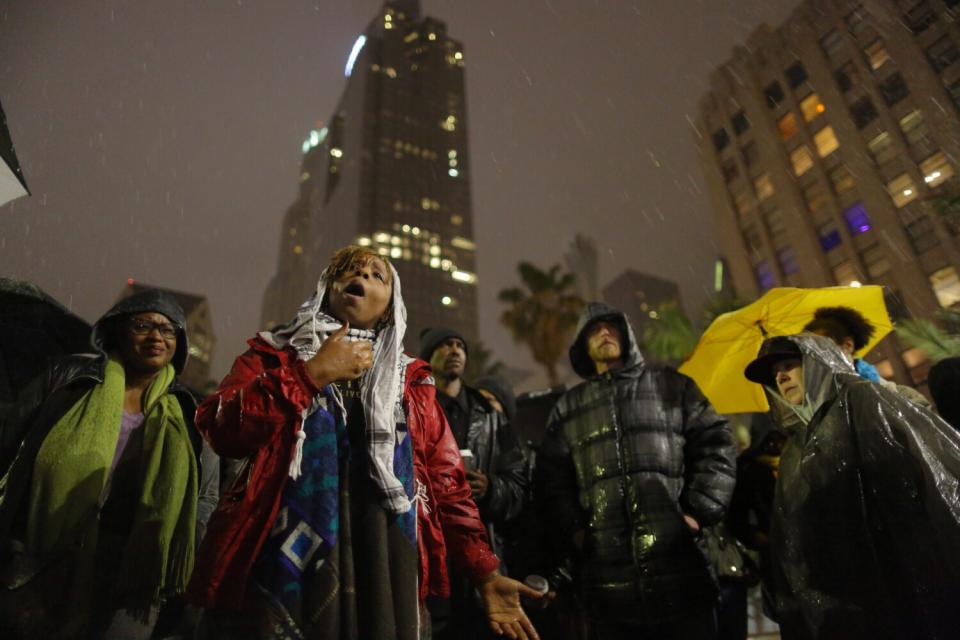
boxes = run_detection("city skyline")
[0,0,798,381]
[261,0,480,348]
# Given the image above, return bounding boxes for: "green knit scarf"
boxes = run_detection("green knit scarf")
[27,358,198,614]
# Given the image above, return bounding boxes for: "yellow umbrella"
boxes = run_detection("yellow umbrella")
[679,286,892,414]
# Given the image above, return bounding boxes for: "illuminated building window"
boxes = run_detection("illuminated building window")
[790,145,814,176]
[930,266,960,307]
[777,247,799,275]
[842,201,872,235]
[867,131,895,165]
[813,126,840,157]
[833,261,860,286]
[428,32,437,41]
[430,257,441,268]
[920,151,954,188]
[829,165,855,194]
[754,173,774,200]
[330,147,343,158]
[293,245,303,255]
[357,236,372,246]
[404,32,419,43]
[451,236,476,250]
[864,40,890,71]
[441,115,457,131]
[450,214,463,225]
[755,260,775,291]
[850,96,878,129]
[818,223,842,252]
[731,189,752,216]
[441,295,457,307]
[777,112,798,140]
[899,109,928,146]
[384,67,397,78]
[374,231,390,243]
[887,174,918,207]
[452,270,477,284]
[799,93,825,122]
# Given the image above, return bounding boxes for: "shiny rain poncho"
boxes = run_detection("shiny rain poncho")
[758,334,960,639]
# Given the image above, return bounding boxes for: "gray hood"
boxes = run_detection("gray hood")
[569,301,644,379]
[91,289,189,374]
[760,333,858,428]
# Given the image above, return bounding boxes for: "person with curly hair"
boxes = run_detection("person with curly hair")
[804,306,928,406]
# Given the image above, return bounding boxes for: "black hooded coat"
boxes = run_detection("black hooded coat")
[756,334,960,639]
[536,302,737,625]
[0,290,218,554]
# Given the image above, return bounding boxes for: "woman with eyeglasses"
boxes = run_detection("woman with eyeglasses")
[0,289,217,639]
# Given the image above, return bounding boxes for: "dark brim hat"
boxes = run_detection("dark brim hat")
[419,327,468,361]
[744,336,803,388]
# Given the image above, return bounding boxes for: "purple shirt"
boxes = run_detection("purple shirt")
[111,410,145,475]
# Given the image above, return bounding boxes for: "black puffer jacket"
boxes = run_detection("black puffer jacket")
[460,386,528,560]
[536,302,736,624]
[759,335,960,639]
[0,290,218,546]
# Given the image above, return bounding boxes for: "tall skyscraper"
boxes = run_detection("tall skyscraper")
[261,0,478,348]
[696,0,960,387]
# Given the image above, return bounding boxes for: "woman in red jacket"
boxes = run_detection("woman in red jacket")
[188,246,540,640]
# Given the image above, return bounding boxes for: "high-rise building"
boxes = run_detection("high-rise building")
[118,281,216,392]
[602,269,685,352]
[261,0,478,348]
[696,0,960,387]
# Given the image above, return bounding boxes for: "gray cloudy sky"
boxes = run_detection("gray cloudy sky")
[0,0,798,383]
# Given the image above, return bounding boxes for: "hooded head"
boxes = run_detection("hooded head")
[93,289,189,375]
[568,302,643,379]
[744,333,858,427]
[475,374,517,423]
[929,357,960,431]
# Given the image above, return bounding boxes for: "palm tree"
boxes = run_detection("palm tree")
[498,262,585,386]
[642,301,697,364]
[897,313,960,363]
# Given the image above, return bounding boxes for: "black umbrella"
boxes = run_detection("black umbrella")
[0,278,90,403]
[0,98,29,208]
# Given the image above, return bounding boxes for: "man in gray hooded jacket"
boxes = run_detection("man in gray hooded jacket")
[536,302,736,639]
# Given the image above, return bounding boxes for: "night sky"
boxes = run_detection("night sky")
[0,0,798,385]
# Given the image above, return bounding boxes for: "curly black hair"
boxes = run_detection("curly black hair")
[803,306,875,351]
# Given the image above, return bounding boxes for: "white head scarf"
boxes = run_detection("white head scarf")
[259,260,412,515]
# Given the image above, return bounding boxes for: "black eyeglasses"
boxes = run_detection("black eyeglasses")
[129,318,179,340]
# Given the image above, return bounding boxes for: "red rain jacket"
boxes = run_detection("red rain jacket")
[186,338,499,609]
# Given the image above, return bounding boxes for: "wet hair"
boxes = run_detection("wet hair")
[803,306,875,351]
[327,245,393,283]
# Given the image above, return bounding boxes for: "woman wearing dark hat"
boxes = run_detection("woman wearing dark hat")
[0,289,211,639]
[744,333,960,639]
